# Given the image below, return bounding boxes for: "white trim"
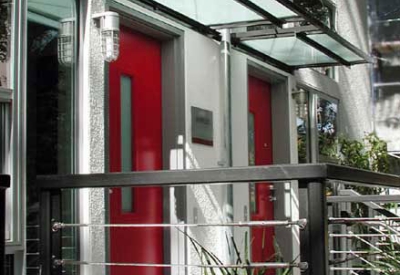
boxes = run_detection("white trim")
[78,0,93,274]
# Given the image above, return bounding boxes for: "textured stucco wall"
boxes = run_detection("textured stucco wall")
[336,0,372,139]
[184,30,232,275]
[79,0,107,274]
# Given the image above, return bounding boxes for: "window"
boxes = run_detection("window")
[369,0,400,153]
[294,90,310,163]
[0,0,13,89]
[295,88,339,163]
[0,102,11,240]
[26,0,78,273]
[0,0,17,247]
[317,96,338,161]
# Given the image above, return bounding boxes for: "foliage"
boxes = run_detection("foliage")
[294,0,330,26]
[324,134,398,272]
[321,132,390,174]
[0,1,10,62]
[179,229,295,275]
[372,239,400,275]
[331,233,400,274]
[297,135,307,164]
[321,133,391,216]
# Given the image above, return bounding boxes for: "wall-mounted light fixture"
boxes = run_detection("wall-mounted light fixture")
[58,18,75,66]
[93,11,120,62]
[293,89,308,118]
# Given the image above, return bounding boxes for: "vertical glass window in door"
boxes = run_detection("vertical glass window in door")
[0,0,17,264]
[121,75,134,213]
[294,90,310,163]
[27,0,77,274]
[248,112,256,214]
[317,97,338,162]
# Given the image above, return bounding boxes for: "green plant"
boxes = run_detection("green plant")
[323,133,400,272]
[372,239,400,275]
[179,229,296,275]
[325,133,391,217]
[319,132,390,173]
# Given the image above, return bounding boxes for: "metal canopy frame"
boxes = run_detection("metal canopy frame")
[133,0,370,72]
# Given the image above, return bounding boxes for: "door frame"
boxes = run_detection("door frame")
[231,54,300,266]
[248,62,297,263]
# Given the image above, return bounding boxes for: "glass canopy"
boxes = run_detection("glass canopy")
[243,37,336,66]
[153,0,297,25]
[307,34,365,63]
[137,0,370,70]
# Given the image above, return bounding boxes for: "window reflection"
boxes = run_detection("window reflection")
[317,97,338,161]
[295,89,338,163]
[0,102,10,241]
[293,0,335,29]
[294,90,310,163]
[0,0,12,88]
[248,112,256,213]
[27,0,77,274]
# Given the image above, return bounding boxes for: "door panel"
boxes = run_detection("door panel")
[109,26,163,275]
[248,76,274,270]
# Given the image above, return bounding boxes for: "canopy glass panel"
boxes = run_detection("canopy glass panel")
[153,0,297,25]
[154,0,261,25]
[244,37,336,66]
[250,0,297,18]
[307,33,365,63]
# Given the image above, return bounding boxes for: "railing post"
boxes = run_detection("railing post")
[0,175,10,275]
[40,189,62,275]
[299,180,329,275]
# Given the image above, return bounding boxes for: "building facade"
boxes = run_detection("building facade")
[0,0,374,274]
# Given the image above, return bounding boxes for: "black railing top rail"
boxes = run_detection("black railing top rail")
[36,164,400,190]
[0,174,10,189]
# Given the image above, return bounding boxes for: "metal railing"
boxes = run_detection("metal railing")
[0,174,10,275]
[327,179,400,274]
[36,164,400,275]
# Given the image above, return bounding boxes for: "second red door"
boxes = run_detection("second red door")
[248,76,275,273]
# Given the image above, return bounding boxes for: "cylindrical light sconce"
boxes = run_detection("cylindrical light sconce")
[58,18,75,66]
[293,89,309,118]
[93,11,120,62]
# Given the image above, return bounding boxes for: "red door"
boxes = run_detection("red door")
[248,76,274,271]
[109,26,163,275]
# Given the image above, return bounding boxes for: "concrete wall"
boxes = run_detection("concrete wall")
[336,0,372,139]
[183,29,232,273]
